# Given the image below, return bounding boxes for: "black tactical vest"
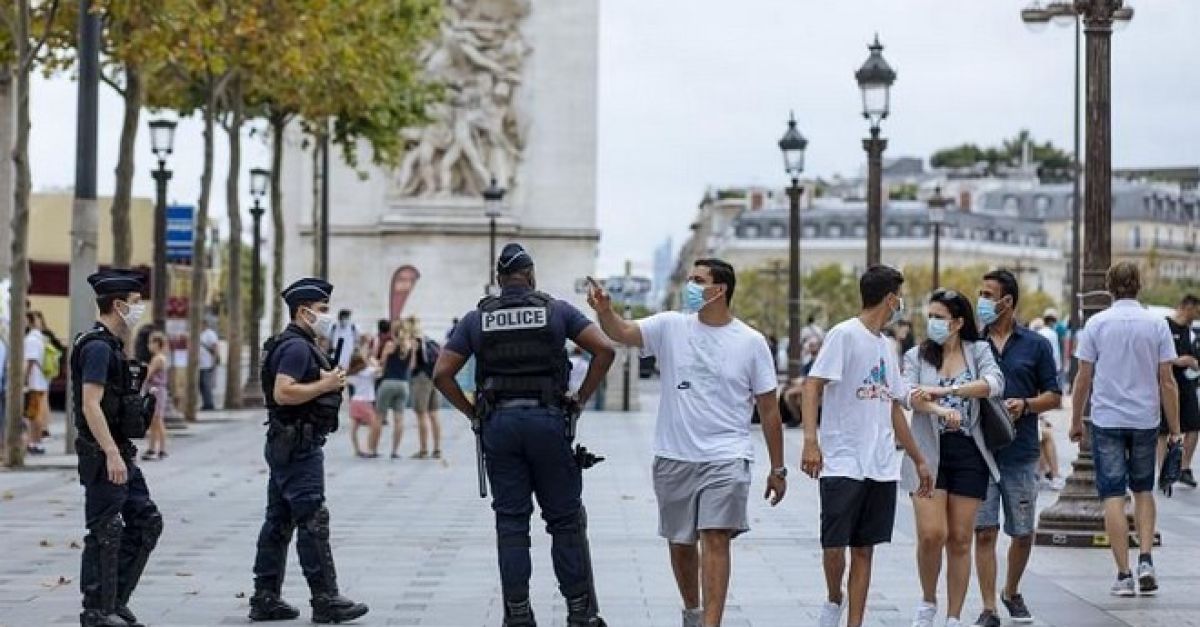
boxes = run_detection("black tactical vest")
[71,324,148,442]
[474,290,569,404]
[261,325,341,432]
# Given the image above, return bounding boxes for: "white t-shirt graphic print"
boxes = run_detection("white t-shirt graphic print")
[807,317,910,481]
[638,312,778,462]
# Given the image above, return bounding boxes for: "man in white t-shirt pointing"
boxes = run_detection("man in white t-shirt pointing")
[588,258,786,627]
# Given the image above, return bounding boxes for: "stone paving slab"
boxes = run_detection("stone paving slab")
[3,387,1200,626]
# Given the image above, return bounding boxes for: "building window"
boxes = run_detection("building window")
[828,224,844,237]
[851,224,865,237]
[802,225,817,238]
[884,223,901,237]
[1003,195,1020,214]
[1035,195,1051,218]
[1131,226,1141,250]
[742,224,760,238]
[768,223,785,238]
[911,224,927,237]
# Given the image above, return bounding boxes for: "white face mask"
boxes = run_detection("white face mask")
[305,308,336,338]
[118,301,145,329]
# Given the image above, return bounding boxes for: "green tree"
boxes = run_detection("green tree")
[931,130,1072,178]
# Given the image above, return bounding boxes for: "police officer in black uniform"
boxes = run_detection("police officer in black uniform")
[249,278,369,624]
[73,269,162,627]
[433,243,616,627]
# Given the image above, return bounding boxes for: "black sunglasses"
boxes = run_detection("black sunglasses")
[931,289,960,301]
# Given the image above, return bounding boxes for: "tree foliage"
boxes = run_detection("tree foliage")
[931,129,1072,176]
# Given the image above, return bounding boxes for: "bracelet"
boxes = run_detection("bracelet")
[1021,398,1030,415]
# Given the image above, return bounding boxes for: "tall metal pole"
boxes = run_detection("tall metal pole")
[622,259,632,412]
[66,0,102,453]
[488,215,497,293]
[242,200,265,407]
[1068,13,1083,382]
[786,179,804,381]
[933,224,942,289]
[864,127,887,267]
[1035,0,1122,549]
[151,164,171,326]
[318,128,330,280]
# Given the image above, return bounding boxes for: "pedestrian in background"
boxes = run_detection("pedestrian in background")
[332,310,358,371]
[23,311,49,455]
[409,318,443,459]
[198,317,219,411]
[346,350,382,458]
[140,332,170,461]
[377,320,415,459]
[1034,312,1067,491]
[971,269,1061,627]
[1159,294,1199,489]
[800,264,932,627]
[903,289,1005,627]
[1071,262,1179,597]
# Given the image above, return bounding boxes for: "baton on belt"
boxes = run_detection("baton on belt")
[330,338,345,367]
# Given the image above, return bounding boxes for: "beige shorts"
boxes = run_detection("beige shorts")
[410,374,439,413]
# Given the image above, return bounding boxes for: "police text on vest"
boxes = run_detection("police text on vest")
[482,307,548,332]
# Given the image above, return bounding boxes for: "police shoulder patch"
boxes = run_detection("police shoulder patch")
[482,307,548,332]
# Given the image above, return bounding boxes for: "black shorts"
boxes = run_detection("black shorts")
[1160,383,1200,434]
[935,432,990,500]
[819,477,897,548]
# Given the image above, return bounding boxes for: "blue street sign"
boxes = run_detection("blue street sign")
[166,204,194,262]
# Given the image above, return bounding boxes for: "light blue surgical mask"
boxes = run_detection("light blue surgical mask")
[889,296,905,326]
[926,318,951,345]
[683,281,715,313]
[977,297,998,326]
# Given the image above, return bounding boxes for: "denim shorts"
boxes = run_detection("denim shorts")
[1091,425,1157,498]
[975,458,1038,537]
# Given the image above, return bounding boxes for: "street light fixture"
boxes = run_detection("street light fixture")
[778,113,808,381]
[927,186,949,290]
[1021,1,1051,31]
[483,178,506,295]
[148,118,177,328]
[242,167,271,407]
[856,34,896,268]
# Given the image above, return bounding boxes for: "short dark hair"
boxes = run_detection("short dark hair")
[498,266,534,287]
[288,299,323,319]
[338,309,351,318]
[377,319,391,335]
[1182,294,1200,307]
[983,269,1020,308]
[96,293,135,315]
[1105,262,1141,300]
[694,258,736,304]
[920,289,981,369]
[859,265,904,308]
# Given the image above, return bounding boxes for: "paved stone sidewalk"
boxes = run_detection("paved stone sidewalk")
[3,388,1200,626]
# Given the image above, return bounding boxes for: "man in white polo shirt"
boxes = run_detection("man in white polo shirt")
[1071,262,1181,597]
[588,258,787,627]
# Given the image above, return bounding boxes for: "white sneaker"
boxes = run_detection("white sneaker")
[946,619,964,627]
[911,601,937,627]
[1049,476,1066,491]
[1110,575,1136,597]
[682,607,703,627]
[818,598,845,627]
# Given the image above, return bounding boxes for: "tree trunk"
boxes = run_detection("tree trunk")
[184,82,219,421]
[222,76,244,410]
[5,1,32,466]
[0,65,14,280]
[269,112,287,334]
[110,64,141,267]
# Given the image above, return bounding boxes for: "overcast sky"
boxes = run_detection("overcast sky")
[30,1,1200,278]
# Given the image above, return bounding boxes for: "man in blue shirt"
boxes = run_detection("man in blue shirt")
[434,243,615,627]
[972,269,1062,627]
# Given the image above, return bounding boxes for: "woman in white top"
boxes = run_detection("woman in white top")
[903,289,1005,627]
[346,350,383,458]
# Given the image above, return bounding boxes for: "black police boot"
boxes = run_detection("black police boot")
[502,598,537,627]
[311,594,369,624]
[79,609,129,627]
[566,592,606,627]
[249,590,301,622]
[114,605,144,627]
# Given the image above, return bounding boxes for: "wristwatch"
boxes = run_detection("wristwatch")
[951,383,962,396]
[772,466,788,479]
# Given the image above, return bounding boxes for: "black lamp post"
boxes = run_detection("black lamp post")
[483,178,506,295]
[927,186,949,289]
[778,112,808,382]
[1035,0,1137,549]
[242,167,270,407]
[855,35,896,268]
[148,118,177,327]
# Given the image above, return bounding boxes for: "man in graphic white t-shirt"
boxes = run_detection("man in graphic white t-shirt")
[588,258,786,627]
[801,265,932,627]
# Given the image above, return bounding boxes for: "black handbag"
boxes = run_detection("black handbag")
[969,342,1014,450]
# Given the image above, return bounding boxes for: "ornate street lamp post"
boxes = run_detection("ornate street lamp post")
[1035,0,1137,549]
[483,178,506,295]
[927,186,949,289]
[242,168,271,407]
[855,35,896,268]
[148,118,177,327]
[778,113,808,382]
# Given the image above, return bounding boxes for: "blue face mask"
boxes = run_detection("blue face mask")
[926,318,951,345]
[683,281,714,313]
[977,297,999,326]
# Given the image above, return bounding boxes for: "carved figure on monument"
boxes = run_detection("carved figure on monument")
[392,0,531,200]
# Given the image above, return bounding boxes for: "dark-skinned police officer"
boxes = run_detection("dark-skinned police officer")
[249,278,369,624]
[73,270,161,627]
[433,243,616,627]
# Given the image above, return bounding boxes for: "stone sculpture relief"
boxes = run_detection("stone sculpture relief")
[393,0,531,200]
